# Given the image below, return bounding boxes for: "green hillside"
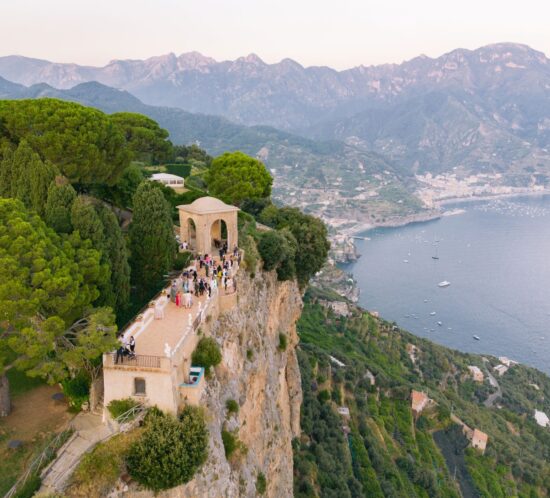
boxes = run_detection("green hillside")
[294,290,550,497]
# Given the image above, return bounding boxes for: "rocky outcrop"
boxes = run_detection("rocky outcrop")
[135,269,303,498]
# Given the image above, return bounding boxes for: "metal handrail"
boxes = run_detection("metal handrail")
[3,428,73,498]
[104,352,166,369]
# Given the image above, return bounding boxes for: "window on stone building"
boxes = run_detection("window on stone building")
[134,377,146,395]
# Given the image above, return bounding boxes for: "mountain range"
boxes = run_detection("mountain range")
[1,43,550,177]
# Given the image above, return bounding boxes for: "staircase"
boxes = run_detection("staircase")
[38,413,114,494]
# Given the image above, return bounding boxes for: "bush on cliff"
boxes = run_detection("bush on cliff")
[191,337,222,374]
[126,407,208,491]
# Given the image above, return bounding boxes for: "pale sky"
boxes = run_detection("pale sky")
[1,0,549,69]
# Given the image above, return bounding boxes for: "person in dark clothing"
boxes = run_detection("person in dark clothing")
[115,345,126,364]
[129,336,136,353]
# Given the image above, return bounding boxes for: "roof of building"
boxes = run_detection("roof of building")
[411,390,429,411]
[472,429,488,444]
[534,410,550,427]
[177,196,240,214]
[151,173,185,181]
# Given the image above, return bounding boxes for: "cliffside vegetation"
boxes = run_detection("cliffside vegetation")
[294,290,550,497]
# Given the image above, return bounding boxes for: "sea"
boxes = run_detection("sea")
[341,195,550,375]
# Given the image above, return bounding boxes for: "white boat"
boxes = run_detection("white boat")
[430,311,436,316]
[403,259,409,263]
[473,335,480,341]
[438,280,451,288]
[437,321,443,326]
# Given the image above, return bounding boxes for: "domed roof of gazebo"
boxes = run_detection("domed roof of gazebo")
[177,196,239,214]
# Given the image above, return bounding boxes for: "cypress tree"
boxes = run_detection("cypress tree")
[0,144,14,198]
[45,178,77,233]
[96,204,131,312]
[129,182,175,299]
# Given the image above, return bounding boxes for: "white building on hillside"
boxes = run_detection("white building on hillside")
[150,173,185,189]
[534,410,550,428]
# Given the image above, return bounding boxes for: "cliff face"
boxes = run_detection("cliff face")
[153,269,303,498]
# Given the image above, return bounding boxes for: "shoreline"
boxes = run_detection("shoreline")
[434,189,550,207]
[338,189,550,237]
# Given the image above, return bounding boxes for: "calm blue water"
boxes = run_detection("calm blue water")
[342,195,550,375]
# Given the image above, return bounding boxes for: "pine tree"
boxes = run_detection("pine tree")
[129,182,175,299]
[71,196,115,308]
[96,204,131,312]
[45,179,77,233]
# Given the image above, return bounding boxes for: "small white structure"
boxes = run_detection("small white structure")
[468,366,484,383]
[498,356,518,367]
[150,173,185,189]
[493,364,509,377]
[329,355,346,368]
[338,406,350,418]
[364,370,376,386]
[534,410,550,428]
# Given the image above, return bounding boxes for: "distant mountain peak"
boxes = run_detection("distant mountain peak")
[237,53,265,65]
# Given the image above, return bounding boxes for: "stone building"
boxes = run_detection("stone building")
[178,196,239,254]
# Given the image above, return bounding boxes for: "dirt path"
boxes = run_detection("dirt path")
[1,385,72,440]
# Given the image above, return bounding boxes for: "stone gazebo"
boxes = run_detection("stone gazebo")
[178,196,239,254]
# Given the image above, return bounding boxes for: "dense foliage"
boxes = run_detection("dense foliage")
[127,407,208,491]
[294,292,550,497]
[206,151,272,206]
[191,337,222,374]
[0,199,117,383]
[128,181,176,300]
[259,205,330,286]
[110,112,172,164]
[0,99,129,185]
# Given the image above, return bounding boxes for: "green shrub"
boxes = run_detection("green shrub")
[61,373,90,411]
[221,429,241,459]
[127,407,208,492]
[318,390,330,403]
[107,398,139,420]
[241,234,259,274]
[164,163,192,178]
[191,337,222,373]
[256,471,267,495]
[257,230,288,271]
[226,399,239,415]
[222,429,237,458]
[278,333,287,352]
[174,251,192,271]
[246,349,253,361]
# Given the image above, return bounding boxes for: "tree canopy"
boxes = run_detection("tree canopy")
[206,151,272,206]
[0,198,115,381]
[0,99,129,185]
[110,112,173,164]
[259,206,329,286]
[127,407,208,491]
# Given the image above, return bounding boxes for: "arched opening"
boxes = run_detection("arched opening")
[210,219,228,254]
[187,218,197,250]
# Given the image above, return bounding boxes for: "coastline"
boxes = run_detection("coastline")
[340,188,550,237]
[434,188,550,207]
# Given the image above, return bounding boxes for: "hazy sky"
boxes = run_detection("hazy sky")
[1,0,549,69]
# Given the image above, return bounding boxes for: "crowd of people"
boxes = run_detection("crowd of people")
[114,243,241,362]
[168,244,240,311]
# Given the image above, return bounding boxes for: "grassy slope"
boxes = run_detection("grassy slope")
[294,291,550,497]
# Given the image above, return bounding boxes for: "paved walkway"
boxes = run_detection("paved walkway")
[482,358,502,408]
[38,413,113,495]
